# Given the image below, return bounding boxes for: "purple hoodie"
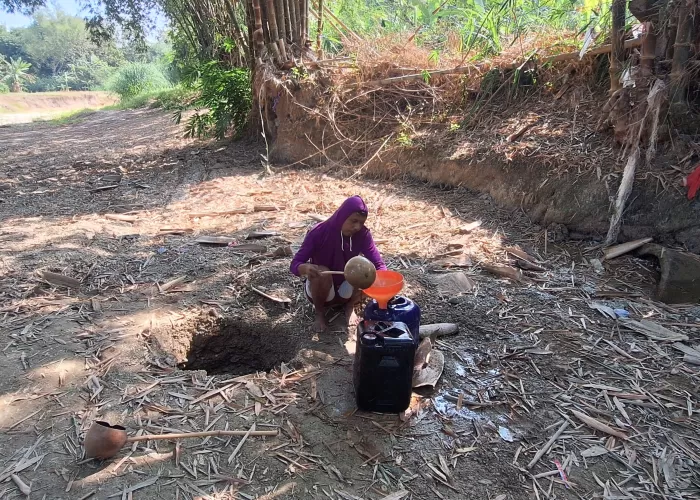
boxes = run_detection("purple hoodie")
[290,195,387,288]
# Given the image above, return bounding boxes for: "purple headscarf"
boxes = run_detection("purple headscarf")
[290,195,387,288]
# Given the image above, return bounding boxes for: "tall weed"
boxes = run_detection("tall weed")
[107,63,171,100]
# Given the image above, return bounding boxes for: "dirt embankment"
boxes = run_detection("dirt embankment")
[0,91,117,125]
[268,80,700,253]
[0,91,116,114]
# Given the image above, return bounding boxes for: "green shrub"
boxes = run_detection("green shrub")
[177,61,251,139]
[25,75,64,92]
[152,86,197,110]
[67,56,113,90]
[107,63,171,100]
[102,86,197,111]
[0,81,9,93]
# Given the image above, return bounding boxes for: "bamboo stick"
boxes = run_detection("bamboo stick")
[125,429,279,442]
[316,0,323,56]
[299,0,306,43]
[283,0,293,43]
[289,0,299,43]
[275,0,287,52]
[308,6,351,45]
[670,2,693,104]
[259,0,271,45]
[322,5,361,42]
[526,421,569,470]
[640,21,656,78]
[609,0,626,93]
[266,0,285,61]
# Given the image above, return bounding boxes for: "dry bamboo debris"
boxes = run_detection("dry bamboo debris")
[342,38,644,88]
[37,270,81,289]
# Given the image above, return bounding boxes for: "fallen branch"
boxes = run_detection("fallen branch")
[127,429,278,442]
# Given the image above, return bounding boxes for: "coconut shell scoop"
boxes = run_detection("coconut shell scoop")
[320,255,377,289]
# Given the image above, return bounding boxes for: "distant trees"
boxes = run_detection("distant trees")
[0,7,171,91]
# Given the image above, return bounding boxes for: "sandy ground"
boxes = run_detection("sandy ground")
[0,91,117,125]
[0,109,698,500]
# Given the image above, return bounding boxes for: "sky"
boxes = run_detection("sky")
[0,0,168,38]
[1,0,82,28]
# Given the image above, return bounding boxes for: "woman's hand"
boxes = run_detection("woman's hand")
[299,263,322,279]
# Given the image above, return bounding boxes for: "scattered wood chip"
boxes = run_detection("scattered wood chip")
[379,490,409,500]
[621,319,689,342]
[419,323,459,340]
[527,421,569,469]
[188,209,247,218]
[158,228,193,235]
[435,254,473,268]
[38,271,81,289]
[603,237,653,260]
[159,276,187,293]
[580,445,609,458]
[571,410,628,440]
[245,381,265,399]
[589,302,617,319]
[505,247,539,263]
[11,474,31,496]
[251,286,291,305]
[196,235,235,245]
[247,231,281,240]
[482,264,523,282]
[514,259,546,272]
[270,245,293,257]
[433,272,474,296]
[253,204,280,212]
[229,243,267,252]
[507,121,537,142]
[458,221,482,233]
[254,482,297,500]
[104,213,139,222]
[90,297,101,312]
[89,184,119,192]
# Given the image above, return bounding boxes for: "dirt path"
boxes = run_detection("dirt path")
[0,110,698,500]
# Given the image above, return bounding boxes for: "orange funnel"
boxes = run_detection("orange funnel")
[363,270,404,309]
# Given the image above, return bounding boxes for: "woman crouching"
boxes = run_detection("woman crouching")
[290,196,386,332]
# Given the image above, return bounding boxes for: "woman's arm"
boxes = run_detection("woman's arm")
[360,231,387,271]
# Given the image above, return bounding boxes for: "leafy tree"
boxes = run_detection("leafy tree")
[19,10,96,75]
[0,0,44,15]
[0,25,29,61]
[2,56,35,92]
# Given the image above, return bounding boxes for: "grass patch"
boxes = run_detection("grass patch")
[104,87,198,111]
[33,108,98,125]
